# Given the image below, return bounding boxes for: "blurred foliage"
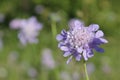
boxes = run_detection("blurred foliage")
[0,0,120,80]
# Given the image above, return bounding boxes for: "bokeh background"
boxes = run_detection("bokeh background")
[0,0,120,80]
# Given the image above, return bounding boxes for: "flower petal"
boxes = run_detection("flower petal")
[66,56,73,64]
[88,24,99,31]
[99,38,108,43]
[95,30,104,38]
[69,19,83,29]
[74,20,83,28]
[63,52,71,57]
[83,50,88,61]
[56,34,63,41]
[94,46,104,53]
[61,29,67,35]
[87,50,94,58]
[58,42,65,48]
[76,55,82,61]
[60,46,69,51]
[90,38,104,46]
[77,47,83,53]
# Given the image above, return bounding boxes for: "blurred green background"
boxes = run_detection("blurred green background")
[0,0,120,80]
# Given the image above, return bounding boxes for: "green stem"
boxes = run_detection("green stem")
[51,21,57,39]
[84,62,89,80]
[51,21,57,48]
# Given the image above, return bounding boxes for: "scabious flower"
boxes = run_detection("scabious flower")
[56,19,108,64]
[9,19,23,29]
[50,12,61,22]
[35,5,44,14]
[7,51,19,65]
[86,63,95,75]
[27,67,38,78]
[9,16,42,45]
[72,71,80,80]
[0,67,8,78]
[60,71,71,80]
[41,48,56,70]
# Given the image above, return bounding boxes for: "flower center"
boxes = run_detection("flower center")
[67,27,94,48]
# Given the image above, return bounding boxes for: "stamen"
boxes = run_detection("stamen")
[67,27,94,48]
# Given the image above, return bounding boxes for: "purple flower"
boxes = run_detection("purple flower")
[18,17,42,45]
[41,48,56,69]
[9,19,23,29]
[10,16,43,45]
[56,19,108,64]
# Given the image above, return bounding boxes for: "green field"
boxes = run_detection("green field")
[0,0,120,80]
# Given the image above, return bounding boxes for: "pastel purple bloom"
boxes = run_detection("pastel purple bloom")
[9,16,42,45]
[9,19,23,29]
[41,48,56,69]
[56,19,108,64]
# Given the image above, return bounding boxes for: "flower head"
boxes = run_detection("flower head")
[10,16,42,45]
[41,48,56,69]
[56,19,108,64]
[9,19,23,29]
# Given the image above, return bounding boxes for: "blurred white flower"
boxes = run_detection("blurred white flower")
[102,64,111,74]
[27,67,38,78]
[50,12,61,22]
[87,62,95,75]
[18,17,42,45]
[19,61,30,70]
[72,71,80,80]
[7,51,19,65]
[101,56,111,74]
[41,48,56,70]
[0,67,8,78]
[9,16,43,45]
[9,19,23,29]
[35,5,44,14]
[60,71,71,80]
